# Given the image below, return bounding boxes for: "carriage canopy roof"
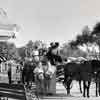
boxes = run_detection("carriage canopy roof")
[68,57,87,62]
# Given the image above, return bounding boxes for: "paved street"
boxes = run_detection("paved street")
[0,73,26,100]
[0,73,100,100]
[0,73,39,100]
[40,81,100,100]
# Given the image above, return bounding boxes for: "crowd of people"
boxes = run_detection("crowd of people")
[4,41,100,97]
[5,42,62,96]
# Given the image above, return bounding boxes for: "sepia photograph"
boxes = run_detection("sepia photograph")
[0,0,100,100]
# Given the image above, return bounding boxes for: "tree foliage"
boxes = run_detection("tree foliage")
[68,25,96,49]
[61,25,99,58]
[92,22,100,36]
[0,41,19,60]
[60,44,87,58]
[91,22,100,46]
[16,40,48,59]
[17,46,26,59]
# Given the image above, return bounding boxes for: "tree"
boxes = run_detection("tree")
[68,26,93,49]
[72,26,97,55]
[17,46,26,59]
[60,43,87,59]
[92,22,100,36]
[33,40,44,49]
[68,40,78,49]
[91,22,100,46]
[90,22,100,56]
[76,26,94,45]
[26,40,33,48]
[61,25,98,59]
[0,42,8,60]
[0,41,19,60]
[25,40,34,57]
[6,42,19,60]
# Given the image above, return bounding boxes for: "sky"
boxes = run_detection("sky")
[0,0,100,47]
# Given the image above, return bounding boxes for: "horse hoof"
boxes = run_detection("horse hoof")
[87,96,90,98]
[96,95,98,97]
[83,95,86,98]
[67,94,71,97]
[80,91,82,94]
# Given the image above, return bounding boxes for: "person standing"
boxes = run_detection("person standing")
[8,63,12,84]
[34,61,45,95]
[32,46,39,61]
[44,60,56,95]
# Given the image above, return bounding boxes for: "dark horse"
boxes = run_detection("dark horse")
[63,60,100,97]
[56,63,83,93]
[91,60,100,97]
[63,61,92,97]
